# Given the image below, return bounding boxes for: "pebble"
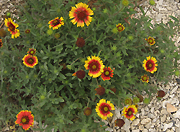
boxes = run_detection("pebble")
[163,122,173,131]
[141,118,151,125]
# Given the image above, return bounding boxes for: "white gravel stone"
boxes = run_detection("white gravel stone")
[132,119,140,126]
[161,115,167,122]
[163,122,173,131]
[173,109,180,118]
[141,118,151,125]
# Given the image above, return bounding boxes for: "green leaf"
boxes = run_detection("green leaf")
[139,6,145,16]
[169,15,179,23]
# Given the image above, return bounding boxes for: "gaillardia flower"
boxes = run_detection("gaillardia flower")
[10,29,20,39]
[141,74,149,83]
[76,37,85,47]
[0,39,3,48]
[84,56,105,78]
[122,105,138,121]
[101,67,114,81]
[95,99,115,120]
[145,36,155,45]
[69,2,94,27]
[25,29,30,34]
[27,48,36,56]
[143,56,158,73]
[15,110,34,131]
[48,17,64,30]
[22,54,38,68]
[116,23,125,32]
[4,18,18,32]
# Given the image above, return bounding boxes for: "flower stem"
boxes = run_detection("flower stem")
[70,57,81,65]
[123,87,137,95]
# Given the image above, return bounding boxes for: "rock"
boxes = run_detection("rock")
[132,119,140,126]
[141,118,151,125]
[121,118,130,132]
[170,86,178,94]
[161,109,168,115]
[172,109,180,118]
[161,115,166,122]
[150,107,155,113]
[142,129,148,132]
[163,122,173,131]
[162,101,170,108]
[166,103,177,113]
[145,122,152,129]
[139,125,144,130]
[132,130,140,132]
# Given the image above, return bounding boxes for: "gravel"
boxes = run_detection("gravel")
[1,0,180,132]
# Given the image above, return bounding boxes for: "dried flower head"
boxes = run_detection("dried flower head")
[114,119,125,128]
[76,37,85,47]
[124,98,132,105]
[84,107,92,116]
[157,90,165,98]
[76,70,85,79]
[95,85,105,96]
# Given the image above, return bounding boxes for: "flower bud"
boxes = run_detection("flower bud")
[124,98,132,105]
[6,12,11,17]
[40,95,46,100]
[133,97,140,104]
[143,98,150,104]
[54,33,60,39]
[175,70,180,76]
[122,0,129,6]
[149,0,155,5]
[25,29,30,34]
[112,27,118,34]
[47,29,53,35]
[128,35,134,41]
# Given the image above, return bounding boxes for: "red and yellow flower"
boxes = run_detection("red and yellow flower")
[69,2,94,27]
[101,67,114,81]
[0,39,3,48]
[15,110,34,131]
[122,105,137,121]
[48,17,64,30]
[27,48,36,56]
[141,74,149,83]
[143,56,158,73]
[84,56,105,78]
[22,54,38,68]
[4,18,20,39]
[95,99,115,120]
[116,23,125,32]
[145,36,155,45]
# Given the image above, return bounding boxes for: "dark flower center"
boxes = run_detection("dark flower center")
[149,38,153,43]
[8,23,15,31]
[21,116,29,124]
[27,58,34,64]
[101,105,109,113]
[146,60,154,70]
[52,19,60,26]
[143,76,147,81]
[105,71,110,76]
[89,62,99,71]
[77,11,87,20]
[127,109,133,116]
